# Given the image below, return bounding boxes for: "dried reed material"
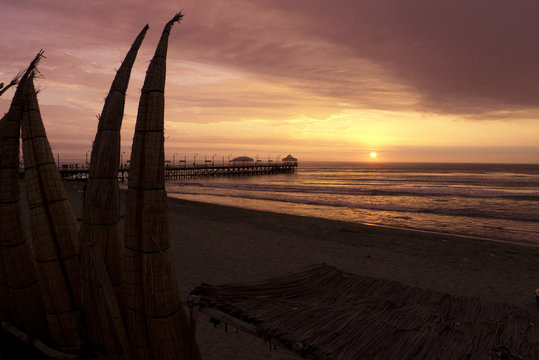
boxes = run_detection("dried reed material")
[0,70,23,97]
[191,264,539,360]
[124,12,201,360]
[0,51,48,338]
[21,73,83,353]
[78,24,148,357]
[0,117,7,321]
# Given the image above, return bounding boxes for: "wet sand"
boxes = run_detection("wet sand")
[22,181,539,359]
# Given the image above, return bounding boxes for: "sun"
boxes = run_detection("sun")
[370,152,377,159]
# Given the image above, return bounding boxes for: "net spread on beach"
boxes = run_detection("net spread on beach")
[189,264,539,360]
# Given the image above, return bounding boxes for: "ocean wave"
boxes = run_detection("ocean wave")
[168,181,539,201]
[167,188,539,223]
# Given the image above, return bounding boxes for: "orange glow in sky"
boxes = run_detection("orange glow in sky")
[1,1,539,164]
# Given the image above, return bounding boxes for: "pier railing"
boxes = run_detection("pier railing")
[31,162,298,181]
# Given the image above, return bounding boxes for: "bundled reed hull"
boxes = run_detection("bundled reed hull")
[79,25,148,357]
[123,12,201,360]
[0,117,7,317]
[21,74,83,352]
[0,56,48,338]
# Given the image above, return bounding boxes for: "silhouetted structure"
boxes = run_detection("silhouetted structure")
[282,154,298,165]
[231,156,254,165]
[53,161,298,181]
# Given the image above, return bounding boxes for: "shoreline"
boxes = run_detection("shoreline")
[163,183,538,247]
[172,194,539,248]
[20,181,539,359]
[169,192,539,249]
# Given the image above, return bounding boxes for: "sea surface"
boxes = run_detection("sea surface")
[166,162,539,245]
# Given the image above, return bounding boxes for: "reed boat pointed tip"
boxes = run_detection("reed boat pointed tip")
[171,10,184,24]
[0,50,44,98]
[26,50,45,75]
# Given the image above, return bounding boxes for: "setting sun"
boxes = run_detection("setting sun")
[370,152,377,159]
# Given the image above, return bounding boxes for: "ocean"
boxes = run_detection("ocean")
[166,162,539,245]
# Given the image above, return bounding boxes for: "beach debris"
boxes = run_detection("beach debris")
[21,71,83,353]
[190,263,539,360]
[123,11,201,360]
[0,51,48,339]
[78,24,148,358]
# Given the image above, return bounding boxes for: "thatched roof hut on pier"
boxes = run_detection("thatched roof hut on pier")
[231,156,254,165]
[281,154,298,165]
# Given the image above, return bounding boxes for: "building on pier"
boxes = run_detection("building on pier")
[231,156,254,165]
[282,154,298,165]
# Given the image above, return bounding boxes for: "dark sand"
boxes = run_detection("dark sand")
[19,181,539,359]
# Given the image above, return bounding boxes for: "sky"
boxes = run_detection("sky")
[1,0,539,164]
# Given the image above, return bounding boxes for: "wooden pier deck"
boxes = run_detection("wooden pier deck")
[48,162,297,181]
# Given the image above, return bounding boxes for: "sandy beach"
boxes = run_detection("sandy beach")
[18,180,539,359]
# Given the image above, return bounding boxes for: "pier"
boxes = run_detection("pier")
[52,162,297,181]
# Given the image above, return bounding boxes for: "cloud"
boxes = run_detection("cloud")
[251,0,539,115]
[1,0,538,164]
[5,0,539,120]
[167,0,539,117]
